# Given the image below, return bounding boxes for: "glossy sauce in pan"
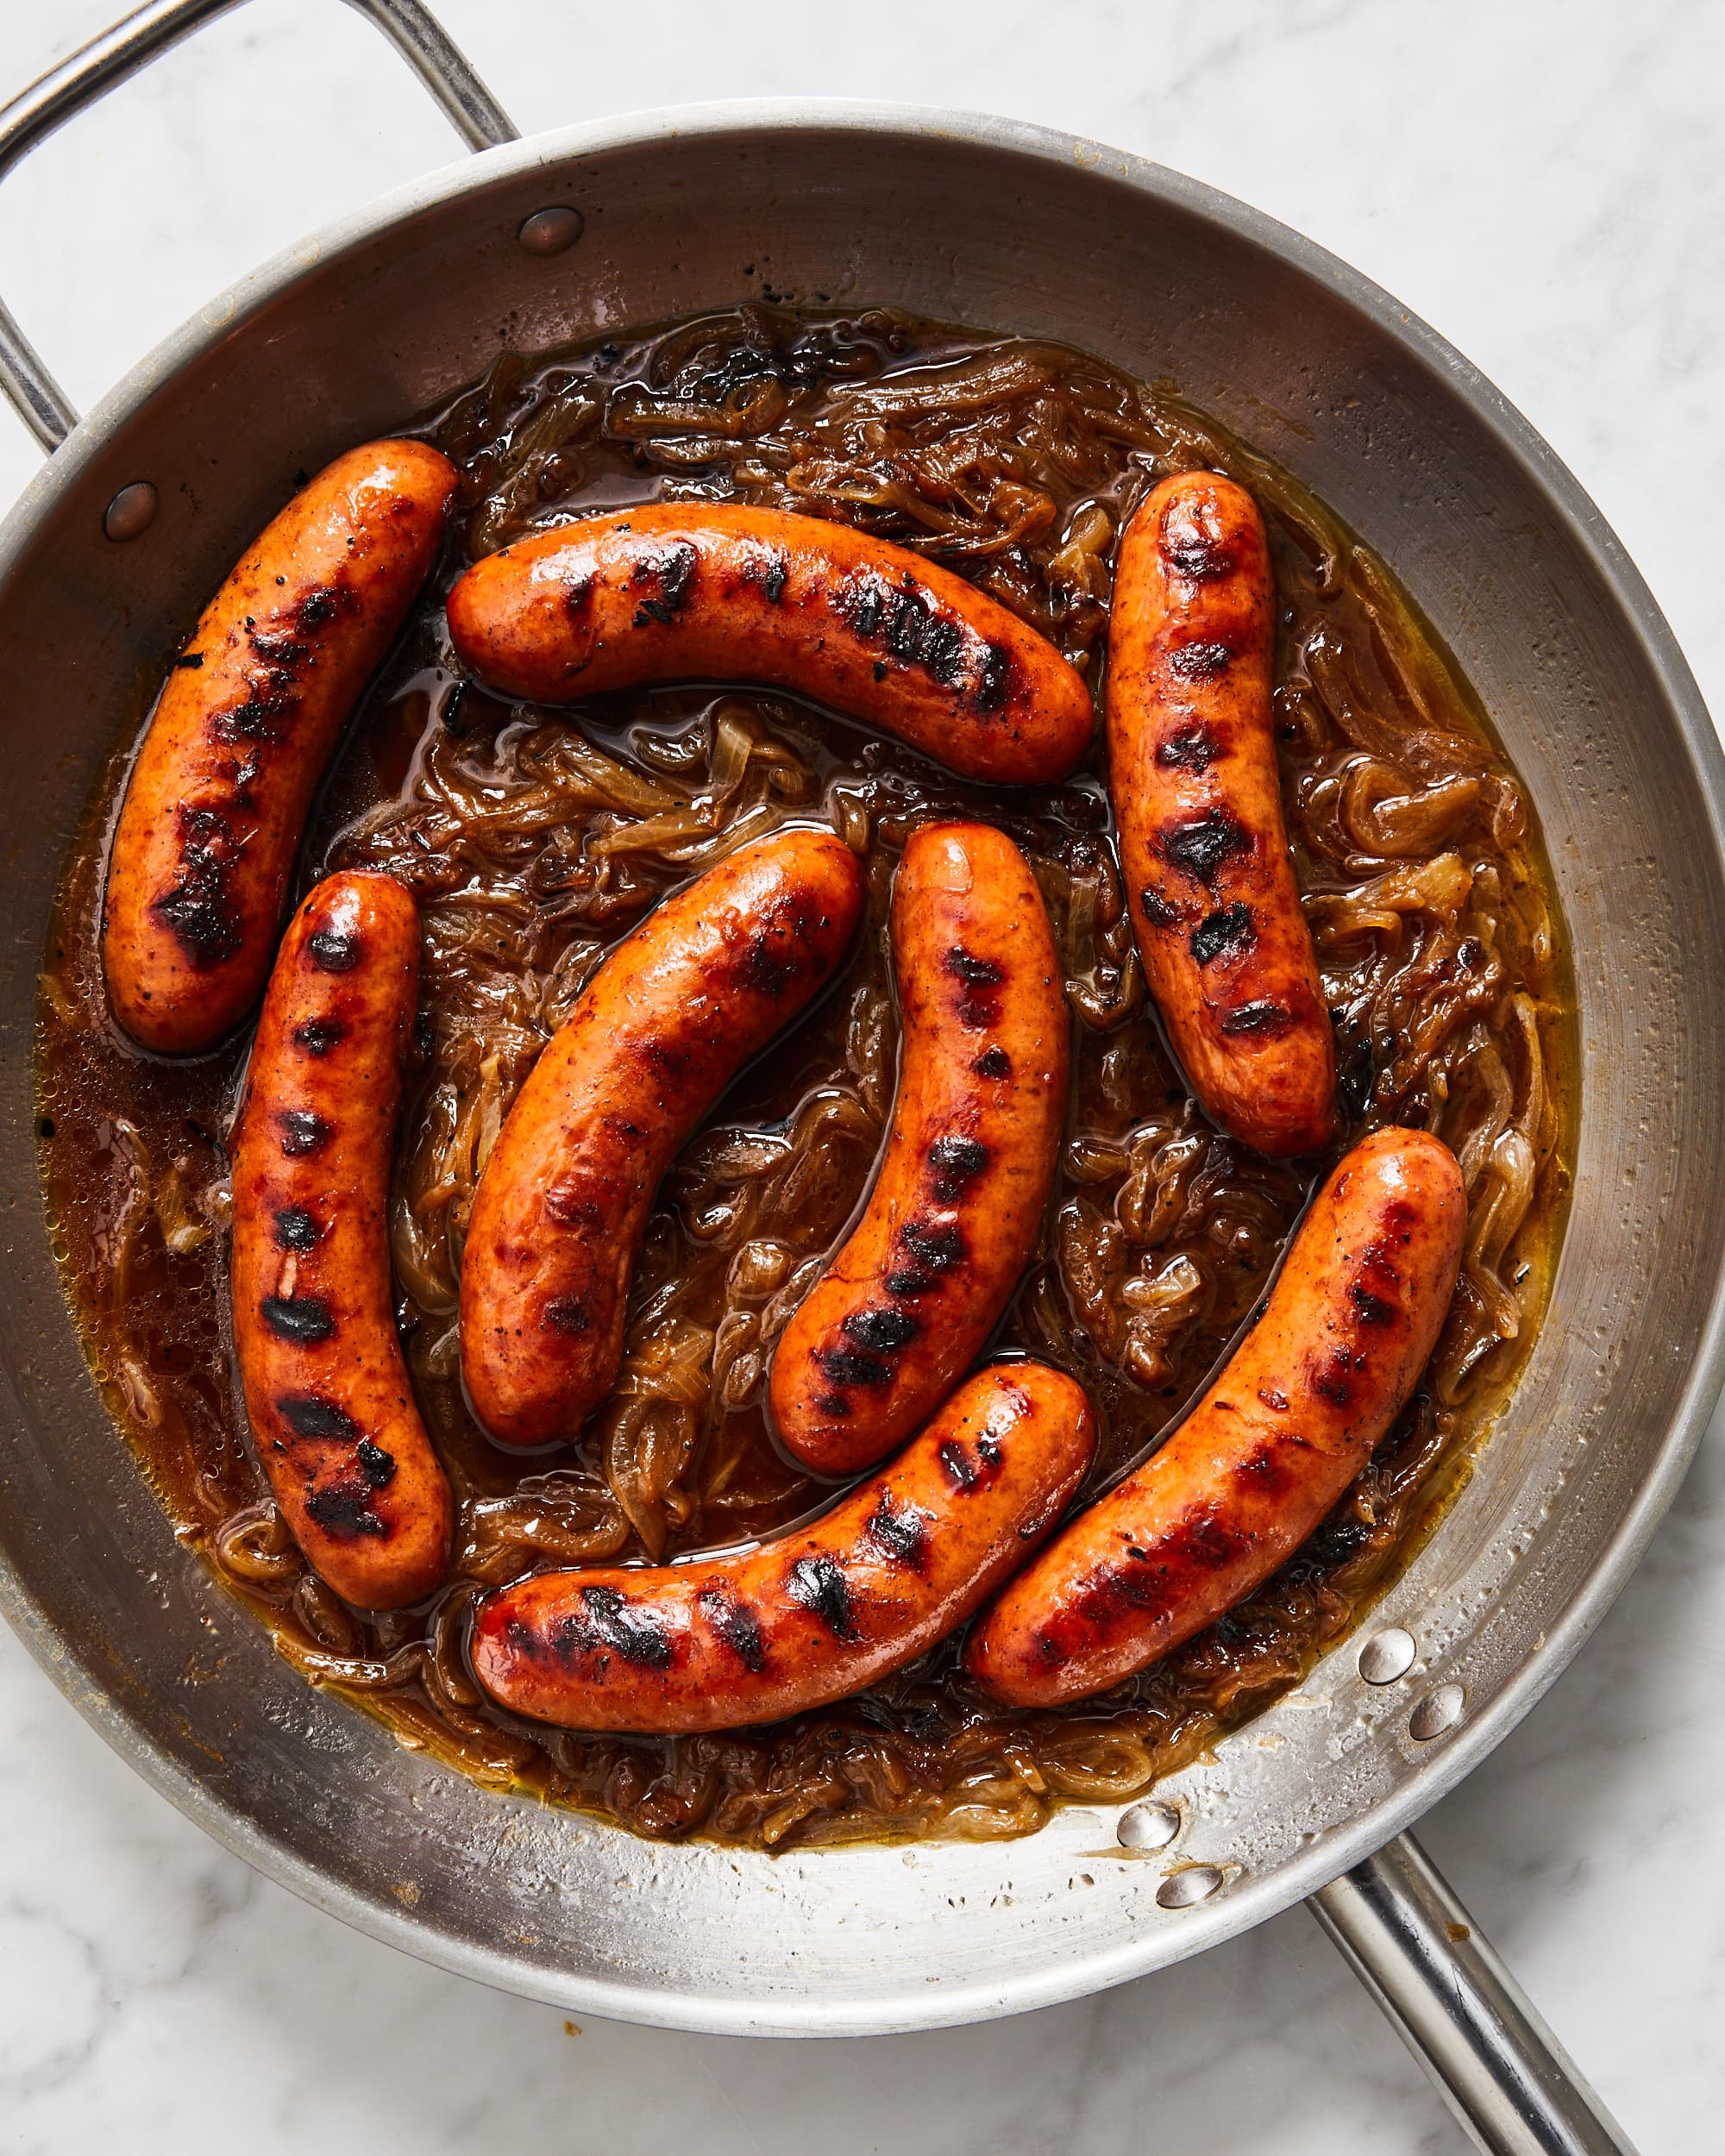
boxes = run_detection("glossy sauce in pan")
[36,306,1573,1847]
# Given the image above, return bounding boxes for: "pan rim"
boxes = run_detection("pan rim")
[2,96,1722,2034]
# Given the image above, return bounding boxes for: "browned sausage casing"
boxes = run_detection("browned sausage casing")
[444,503,1095,786]
[229,872,454,1609]
[768,822,1069,1476]
[1108,471,1335,1156]
[460,828,865,1450]
[471,1362,1095,1732]
[966,1128,1464,1707]
[104,440,457,1055]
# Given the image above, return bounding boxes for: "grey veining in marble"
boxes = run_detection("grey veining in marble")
[0,1,1719,2147]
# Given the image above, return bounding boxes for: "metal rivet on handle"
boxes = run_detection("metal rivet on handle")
[1117,1802,1180,1852]
[1409,1683,1466,1741]
[1358,1627,1418,1684]
[517,206,584,255]
[1156,1865,1224,1909]
[104,481,158,542]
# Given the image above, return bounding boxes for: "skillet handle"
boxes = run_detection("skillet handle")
[0,0,517,452]
[1309,1832,1638,2156]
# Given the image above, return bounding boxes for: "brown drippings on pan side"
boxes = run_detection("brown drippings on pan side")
[36,305,1573,1849]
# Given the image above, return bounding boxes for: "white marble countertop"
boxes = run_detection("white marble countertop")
[1,2,1720,2147]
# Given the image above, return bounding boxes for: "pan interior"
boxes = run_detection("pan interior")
[0,110,1718,2031]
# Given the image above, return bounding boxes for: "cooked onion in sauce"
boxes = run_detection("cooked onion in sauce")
[36,305,1571,1847]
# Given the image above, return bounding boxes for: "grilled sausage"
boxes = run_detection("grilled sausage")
[768,822,1069,1475]
[461,828,865,1450]
[966,1127,1464,1707]
[104,440,457,1054]
[444,503,1094,786]
[229,872,454,1608]
[471,1361,1095,1732]
[1108,471,1335,1156]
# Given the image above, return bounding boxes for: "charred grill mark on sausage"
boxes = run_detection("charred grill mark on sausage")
[275,1108,331,1156]
[630,542,699,628]
[814,1343,893,1388]
[1308,1344,1360,1407]
[304,1479,386,1540]
[542,1176,604,1230]
[292,1015,348,1056]
[154,806,245,967]
[883,1218,967,1299]
[944,945,1003,982]
[905,1219,967,1269]
[1158,502,1237,584]
[728,887,826,1001]
[865,1491,931,1571]
[1162,808,1251,887]
[1220,999,1293,1038]
[944,944,1005,1029]
[737,927,798,998]
[928,1133,989,1200]
[975,642,1013,713]
[555,1584,674,1670]
[939,1439,979,1492]
[1066,1509,1252,1639]
[786,1553,859,1641]
[833,570,1016,715]
[1349,1282,1396,1326]
[562,571,594,626]
[1233,1441,1295,1497]
[260,1293,336,1344]
[292,582,353,634]
[1189,902,1256,966]
[643,1034,697,1084]
[356,1438,398,1488]
[273,1206,322,1251]
[844,1307,920,1353]
[1167,640,1234,681]
[205,584,354,754]
[697,1585,767,1673]
[1156,723,1224,772]
[1164,537,1235,581]
[276,1394,361,1442]
[308,929,363,973]
[1138,887,1182,930]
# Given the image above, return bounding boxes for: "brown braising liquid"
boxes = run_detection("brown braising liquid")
[37,307,1572,1846]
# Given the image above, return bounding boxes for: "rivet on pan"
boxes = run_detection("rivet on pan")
[1358,1628,1417,1684]
[1409,1683,1465,1741]
[1117,1802,1180,1852]
[104,481,159,542]
[518,207,584,256]
[1156,1865,1224,1909]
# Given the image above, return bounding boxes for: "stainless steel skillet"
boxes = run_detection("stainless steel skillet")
[0,7,1720,2152]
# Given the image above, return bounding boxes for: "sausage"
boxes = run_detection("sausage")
[470,1361,1095,1732]
[966,1127,1464,1708]
[104,440,457,1054]
[229,872,454,1609]
[768,822,1069,1475]
[460,828,865,1450]
[1107,471,1335,1156]
[444,503,1094,786]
